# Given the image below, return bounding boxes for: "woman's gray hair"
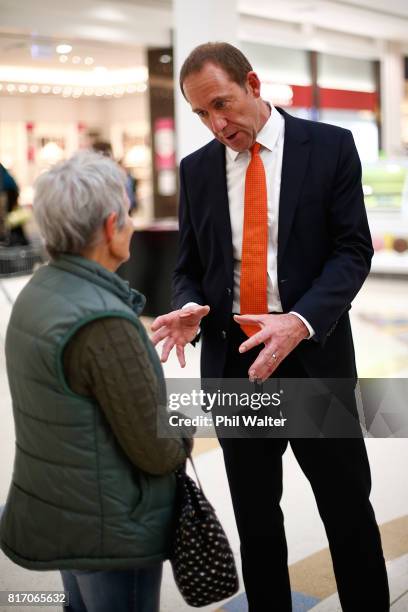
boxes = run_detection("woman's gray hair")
[33,151,128,258]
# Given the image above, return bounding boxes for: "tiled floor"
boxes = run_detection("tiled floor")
[0,274,407,611]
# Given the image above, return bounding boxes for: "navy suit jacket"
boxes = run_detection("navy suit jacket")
[172,108,373,379]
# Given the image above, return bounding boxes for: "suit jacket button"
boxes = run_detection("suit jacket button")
[221,330,227,340]
[226,288,232,295]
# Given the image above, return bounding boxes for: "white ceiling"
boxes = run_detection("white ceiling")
[239,0,408,43]
[0,34,145,70]
[0,0,172,50]
[0,0,407,76]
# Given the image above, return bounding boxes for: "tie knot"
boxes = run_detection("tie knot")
[250,142,261,157]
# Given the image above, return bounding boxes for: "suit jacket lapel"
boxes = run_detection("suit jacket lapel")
[277,108,310,268]
[207,140,234,283]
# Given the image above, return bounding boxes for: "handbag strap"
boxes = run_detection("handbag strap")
[182,438,204,493]
[188,455,204,492]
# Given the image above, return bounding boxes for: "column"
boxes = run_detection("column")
[173,0,238,162]
[380,42,404,157]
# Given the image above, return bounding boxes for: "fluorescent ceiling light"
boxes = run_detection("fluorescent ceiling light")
[0,66,148,87]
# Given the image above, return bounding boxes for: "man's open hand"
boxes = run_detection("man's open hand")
[233,313,309,382]
[151,305,210,367]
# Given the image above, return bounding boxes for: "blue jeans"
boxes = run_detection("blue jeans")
[60,565,162,612]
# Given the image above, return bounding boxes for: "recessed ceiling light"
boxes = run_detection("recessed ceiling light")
[7,84,16,93]
[52,86,62,94]
[136,83,147,92]
[84,57,94,65]
[41,85,51,94]
[56,44,72,54]
[72,56,81,64]
[59,55,68,63]
[18,84,28,93]
[159,54,172,64]
[29,85,39,93]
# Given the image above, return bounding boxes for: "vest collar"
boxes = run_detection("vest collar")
[50,254,146,315]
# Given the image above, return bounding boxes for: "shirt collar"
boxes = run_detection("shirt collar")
[225,105,284,162]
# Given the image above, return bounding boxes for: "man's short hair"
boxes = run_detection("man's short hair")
[179,42,253,98]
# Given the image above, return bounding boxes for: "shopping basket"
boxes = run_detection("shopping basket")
[0,241,48,304]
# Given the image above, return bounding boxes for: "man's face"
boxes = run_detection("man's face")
[183,62,263,152]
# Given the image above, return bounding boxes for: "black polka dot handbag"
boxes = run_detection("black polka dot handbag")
[170,457,239,607]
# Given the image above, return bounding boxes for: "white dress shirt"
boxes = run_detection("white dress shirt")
[225,105,314,338]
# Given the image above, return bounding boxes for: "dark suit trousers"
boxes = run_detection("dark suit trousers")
[219,322,389,612]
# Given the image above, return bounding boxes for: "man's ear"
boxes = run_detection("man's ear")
[103,212,118,243]
[246,71,261,98]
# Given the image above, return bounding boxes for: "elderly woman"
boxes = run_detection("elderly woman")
[0,152,192,612]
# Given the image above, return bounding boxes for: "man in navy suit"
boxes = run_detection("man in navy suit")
[152,43,389,611]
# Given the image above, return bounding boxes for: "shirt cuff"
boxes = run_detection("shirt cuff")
[182,302,202,337]
[289,311,315,339]
[182,302,201,310]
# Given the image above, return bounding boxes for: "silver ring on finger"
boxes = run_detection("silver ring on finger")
[272,353,277,360]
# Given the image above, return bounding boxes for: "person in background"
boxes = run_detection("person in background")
[91,140,113,158]
[92,142,138,212]
[0,151,192,612]
[0,162,29,246]
[119,159,138,213]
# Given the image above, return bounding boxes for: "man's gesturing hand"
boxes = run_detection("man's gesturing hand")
[233,313,309,382]
[151,305,210,368]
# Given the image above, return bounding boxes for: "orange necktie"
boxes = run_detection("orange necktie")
[240,142,268,337]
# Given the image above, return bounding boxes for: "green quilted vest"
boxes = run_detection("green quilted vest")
[0,254,176,570]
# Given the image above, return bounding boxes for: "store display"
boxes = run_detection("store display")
[363,160,408,275]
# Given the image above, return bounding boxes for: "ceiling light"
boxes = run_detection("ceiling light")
[126,84,137,94]
[29,84,39,93]
[6,84,16,93]
[63,87,72,97]
[59,55,68,63]
[84,57,94,65]
[0,84,3,91]
[105,88,114,96]
[136,83,147,92]
[18,84,28,93]
[56,44,72,54]
[41,85,51,94]
[72,56,81,64]
[159,54,172,64]
[39,141,64,163]
[52,86,62,94]
[95,89,104,96]
[84,87,94,96]
[124,145,149,167]
[73,88,83,97]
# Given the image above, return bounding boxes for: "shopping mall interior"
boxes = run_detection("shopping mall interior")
[0,0,408,610]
